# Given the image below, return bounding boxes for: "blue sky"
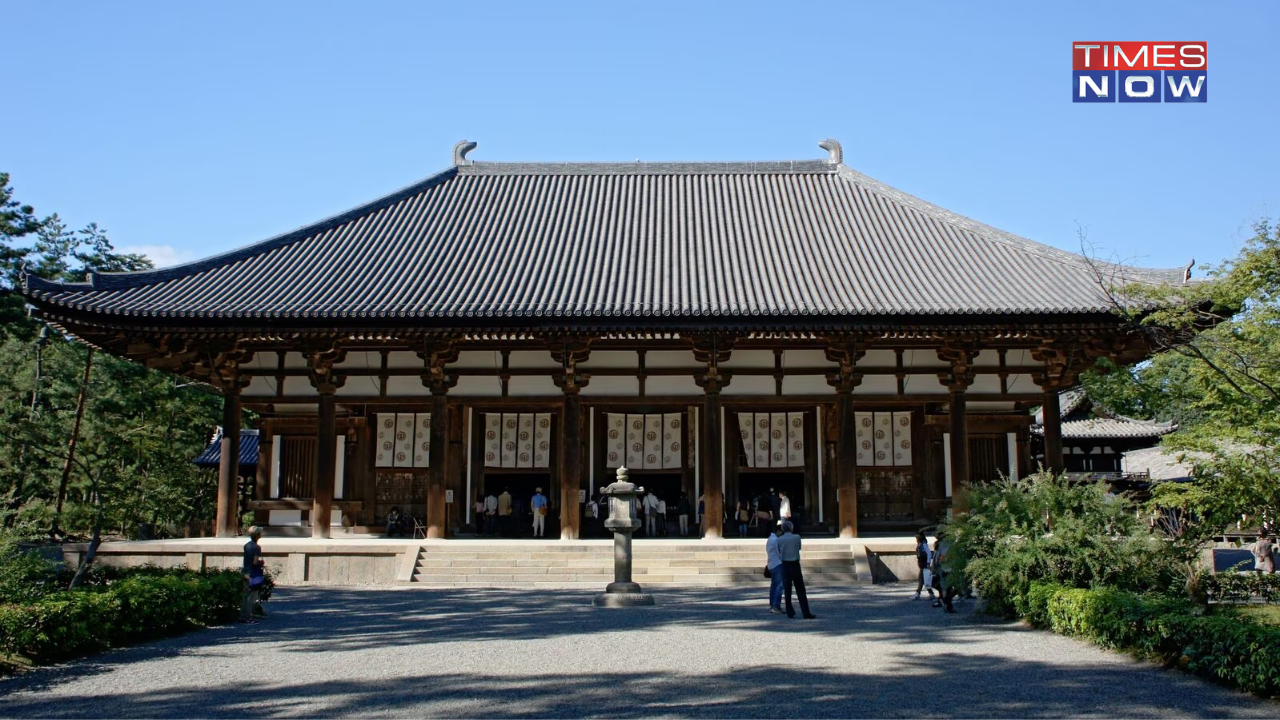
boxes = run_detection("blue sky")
[4,1,1276,274]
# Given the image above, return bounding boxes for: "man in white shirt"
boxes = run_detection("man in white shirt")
[765,524,784,614]
[483,492,498,536]
[778,491,792,521]
[777,521,815,619]
[643,491,661,537]
[656,498,667,537]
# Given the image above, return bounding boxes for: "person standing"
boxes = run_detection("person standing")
[241,526,264,625]
[643,491,661,537]
[913,531,934,600]
[530,487,549,537]
[656,496,668,537]
[777,521,815,619]
[778,491,792,522]
[484,491,499,536]
[766,523,784,615]
[736,499,751,537]
[1255,534,1275,573]
[498,488,513,537]
[676,492,692,537]
[473,495,486,534]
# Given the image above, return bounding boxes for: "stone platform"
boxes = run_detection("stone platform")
[62,536,923,587]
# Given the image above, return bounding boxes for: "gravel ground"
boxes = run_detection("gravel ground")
[0,584,1274,718]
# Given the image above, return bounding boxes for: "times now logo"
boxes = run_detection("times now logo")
[1073,42,1207,103]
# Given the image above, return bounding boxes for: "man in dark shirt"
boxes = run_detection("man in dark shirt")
[241,526,264,624]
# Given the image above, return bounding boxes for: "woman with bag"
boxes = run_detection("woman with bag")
[913,531,934,601]
[736,499,751,537]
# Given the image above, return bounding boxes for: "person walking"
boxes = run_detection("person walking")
[676,492,692,537]
[931,537,957,613]
[241,526,265,625]
[766,523,784,615]
[530,487,549,537]
[913,531,935,600]
[777,521,815,619]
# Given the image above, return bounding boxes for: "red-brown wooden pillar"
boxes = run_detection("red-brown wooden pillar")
[938,342,978,513]
[1041,388,1064,475]
[427,389,449,538]
[313,389,337,539]
[420,340,459,539]
[692,335,734,540]
[825,342,865,538]
[308,349,346,539]
[215,385,242,538]
[254,428,273,526]
[552,341,591,540]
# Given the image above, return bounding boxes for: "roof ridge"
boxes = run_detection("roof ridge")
[460,159,836,176]
[25,166,461,294]
[833,165,1187,286]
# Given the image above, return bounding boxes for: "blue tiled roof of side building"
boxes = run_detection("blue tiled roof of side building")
[193,430,260,468]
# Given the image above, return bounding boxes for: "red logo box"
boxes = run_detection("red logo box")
[1073,42,1206,70]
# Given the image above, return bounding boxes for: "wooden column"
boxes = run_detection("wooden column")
[1041,388,1064,474]
[938,342,979,513]
[699,389,725,539]
[313,390,337,538]
[253,429,273,526]
[427,390,449,538]
[1032,342,1086,477]
[948,387,969,511]
[308,348,346,539]
[552,340,591,540]
[825,342,865,539]
[215,385,242,538]
[420,339,459,539]
[560,392,583,539]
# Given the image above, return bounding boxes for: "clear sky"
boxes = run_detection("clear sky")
[4,1,1276,274]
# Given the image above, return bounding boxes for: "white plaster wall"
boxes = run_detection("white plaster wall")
[645,351,694,368]
[385,376,430,397]
[338,376,383,397]
[854,375,898,395]
[644,376,701,396]
[859,349,898,369]
[581,376,640,396]
[508,351,560,369]
[282,352,309,369]
[721,376,774,395]
[452,350,504,370]
[972,349,1003,367]
[334,351,377,370]
[720,349,775,369]
[241,376,277,399]
[452,376,503,397]
[782,349,829,368]
[507,376,560,396]
[783,375,831,395]
[968,375,1003,394]
[580,351,638,369]
[899,348,947,369]
[1007,374,1042,394]
[386,351,421,368]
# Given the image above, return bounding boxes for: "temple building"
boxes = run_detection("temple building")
[22,140,1190,540]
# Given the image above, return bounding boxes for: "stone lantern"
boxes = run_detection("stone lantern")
[592,466,655,607]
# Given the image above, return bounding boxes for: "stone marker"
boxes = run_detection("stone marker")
[593,466,655,607]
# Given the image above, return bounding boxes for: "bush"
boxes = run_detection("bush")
[0,567,245,665]
[1029,581,1280,696]
[942,472,1177,615]
[1203,571,1280,604]
[0,542,65,604]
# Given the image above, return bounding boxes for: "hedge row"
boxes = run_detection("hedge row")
[0,568,244,664]
[1026,582,1280,696]
[1203,572,1280,604]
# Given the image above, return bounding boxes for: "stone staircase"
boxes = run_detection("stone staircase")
[408,541,859,588]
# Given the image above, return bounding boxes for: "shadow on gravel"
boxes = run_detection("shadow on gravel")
[0,585,1269,718]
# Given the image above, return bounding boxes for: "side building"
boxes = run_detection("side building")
[22,140,1189,540]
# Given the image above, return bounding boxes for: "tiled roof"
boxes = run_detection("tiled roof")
[23,143,1187,325]
[1047,417,1177,440]
[193,429,260,468]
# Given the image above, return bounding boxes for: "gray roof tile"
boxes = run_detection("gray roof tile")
[23,151,1187,323]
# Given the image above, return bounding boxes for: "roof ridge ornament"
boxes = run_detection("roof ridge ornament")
[818,138,843,165]
[454,140,478,166]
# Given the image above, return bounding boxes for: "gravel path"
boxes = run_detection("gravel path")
[0,584,1273,718]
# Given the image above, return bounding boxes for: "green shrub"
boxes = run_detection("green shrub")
[0,567,247,665]
[941,472,1177,615]
[1031,581,1280,696]
[0,543,64,604]
[1203,571,1280,604]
